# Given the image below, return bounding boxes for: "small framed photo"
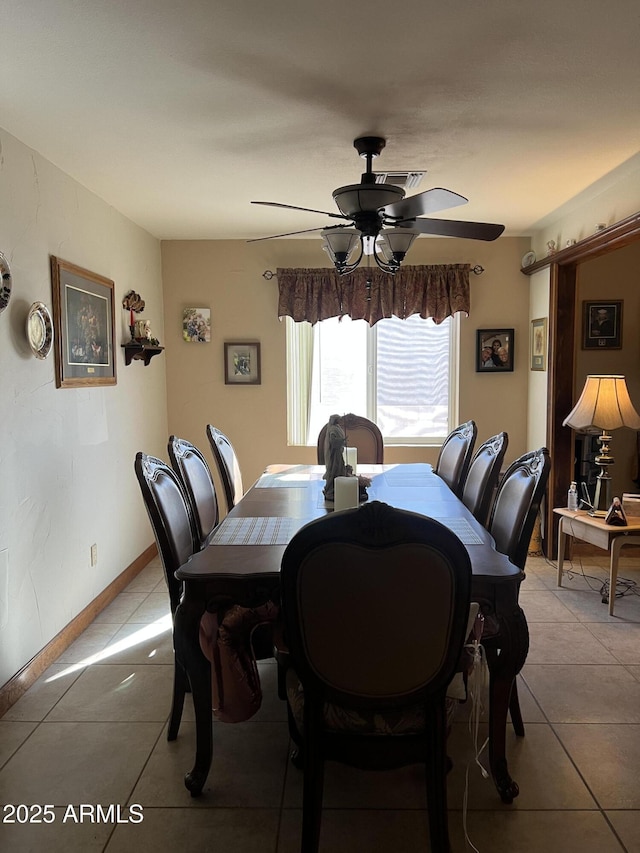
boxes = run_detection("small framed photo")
[183,307,211,342]
[224,342,261,385]
[530,317,547,371]
[582,300,623,349]
[476,328,514,372]
[50,256,116,388]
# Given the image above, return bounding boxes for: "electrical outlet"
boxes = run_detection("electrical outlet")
[90,544,98,566]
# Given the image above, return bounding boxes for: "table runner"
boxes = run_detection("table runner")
[209,516,310,545]
[438,518,483,545]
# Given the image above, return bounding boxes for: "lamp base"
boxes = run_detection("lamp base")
[588,509,607,518]
[591,432,613,516]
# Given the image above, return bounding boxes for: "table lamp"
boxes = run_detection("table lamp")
[563,375,640,516]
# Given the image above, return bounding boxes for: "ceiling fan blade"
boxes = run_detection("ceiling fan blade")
[251,201,347,220]
[397,217,505,241]
[383,188,468,220]
[247,225,332,242]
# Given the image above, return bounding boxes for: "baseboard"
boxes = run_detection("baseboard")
[0,543,158,718]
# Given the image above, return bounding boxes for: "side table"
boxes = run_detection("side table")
[554,507,640,616]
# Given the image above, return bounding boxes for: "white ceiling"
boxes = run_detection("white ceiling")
[2,0,640,241]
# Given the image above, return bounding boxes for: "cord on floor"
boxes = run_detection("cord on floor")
[544,555,639,601]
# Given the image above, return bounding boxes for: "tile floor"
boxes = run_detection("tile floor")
[1,550,640,852]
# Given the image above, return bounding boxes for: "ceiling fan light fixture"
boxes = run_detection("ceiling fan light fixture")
[332,183,405,218]
[321,227,362,269]
[377,228,419,264]
[253,137,504,272]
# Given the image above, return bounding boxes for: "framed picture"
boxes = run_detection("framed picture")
[476,328,514,372]
[50,256,116,388]
[530,317,547,371]
[183,307,211,342]
[582,300,623,349]
[224,341,261,385]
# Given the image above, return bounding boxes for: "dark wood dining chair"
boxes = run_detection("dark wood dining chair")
[488,447,551,574]
[138,449,278,737]
[205,424,244,512]
[434,420,477,497]
[279,501,472,853]
[316,413,384,464]
[461,432,509,527]
[481,446,551,801]
[134,451,195,741]
[168,435,219,549]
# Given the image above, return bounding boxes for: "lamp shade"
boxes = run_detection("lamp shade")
[377,227,419,262]
[563,375,640,431]
[321,228,362,263]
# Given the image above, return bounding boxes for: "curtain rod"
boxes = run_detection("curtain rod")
[262,265,485,280]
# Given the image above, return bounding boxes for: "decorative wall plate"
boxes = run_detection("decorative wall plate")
[0,252,12,313]
[26,301,54,359]
[521,251,536,268]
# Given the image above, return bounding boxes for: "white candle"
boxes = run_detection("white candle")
[344,446,358,474]
[334,476,359,511]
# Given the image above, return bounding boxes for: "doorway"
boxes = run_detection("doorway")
[523,212,640,556]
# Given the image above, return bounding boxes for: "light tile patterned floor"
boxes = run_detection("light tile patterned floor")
[1,552,639,852]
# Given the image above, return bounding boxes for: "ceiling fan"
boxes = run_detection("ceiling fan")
[250,136,505,275]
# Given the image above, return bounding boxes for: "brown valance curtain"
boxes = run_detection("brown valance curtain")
[277,264,470,326]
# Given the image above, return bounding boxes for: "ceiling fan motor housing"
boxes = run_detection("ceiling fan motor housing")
[332,183,405,221]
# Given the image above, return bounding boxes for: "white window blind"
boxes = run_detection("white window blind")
[286,313,459,446]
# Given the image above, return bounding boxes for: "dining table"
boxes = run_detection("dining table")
[174,462,526,803]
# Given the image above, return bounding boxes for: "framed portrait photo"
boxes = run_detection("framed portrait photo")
[50,256,116,388]
[582,300,623,349]
[530,317,547,371]
[183,307,211,343]
[224,341,261,385]
[476,328,514,372]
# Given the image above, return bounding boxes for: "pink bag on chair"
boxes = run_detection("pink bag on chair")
[199,601,279,723]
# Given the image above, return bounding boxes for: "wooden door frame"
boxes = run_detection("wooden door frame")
[521,212,640,557]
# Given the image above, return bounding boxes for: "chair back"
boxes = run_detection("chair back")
[488,447,551,570]
[435,420,477,496]
[461,432,509,526]
[134,452,194,616]
[205,425,244,511]
[168,436,219,549]
[316,413,384,465]
[281,501,471,709]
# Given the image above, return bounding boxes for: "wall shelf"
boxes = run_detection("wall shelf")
[122,342,164,366]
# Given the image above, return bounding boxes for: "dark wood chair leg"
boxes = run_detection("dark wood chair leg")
[168,658,189,741]
[509,680,525,737]
[424,704,452,853]
[488,668,520,804]
[301,723,324,853]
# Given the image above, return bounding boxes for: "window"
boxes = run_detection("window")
[286,313,459,446]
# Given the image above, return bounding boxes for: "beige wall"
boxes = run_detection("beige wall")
[532,152,640,258]
[0,129,167,685]
[162,235,532,494]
